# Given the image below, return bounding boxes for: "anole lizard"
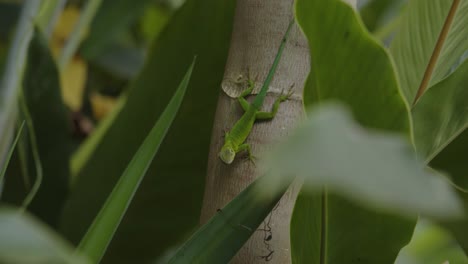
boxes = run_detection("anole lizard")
[219,20,295,164]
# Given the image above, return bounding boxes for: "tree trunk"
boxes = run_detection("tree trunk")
[200,0,356,263]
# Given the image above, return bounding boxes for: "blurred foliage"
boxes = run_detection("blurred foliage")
[396,221,468,264]
[0,0,468,263]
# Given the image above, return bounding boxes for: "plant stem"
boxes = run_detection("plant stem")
[37,0,68,39]
[58,0,103,70]
[412,0,461,105]
[0,0,42,172]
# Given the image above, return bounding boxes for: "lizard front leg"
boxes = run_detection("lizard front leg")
[238,82,255,111]
[237,143,256,164]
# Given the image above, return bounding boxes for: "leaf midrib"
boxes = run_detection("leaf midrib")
[412,0,461,106]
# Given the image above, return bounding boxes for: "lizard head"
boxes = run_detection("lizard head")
[219,144,235,164]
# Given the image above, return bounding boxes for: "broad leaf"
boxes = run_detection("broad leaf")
[397,1,468,255]
[169,174,293,263]
[413,69,468,263]
[77,60,193,263]
[291,191,413,264]
[395,220,468,264]
[294,0,418,262]
[0,207,88,264]
[412,59,468,189]
[439,190,468,258]
[359,0,406,33]
[264,104,461,219]
[390,0,468,104]
[59,0,236,262]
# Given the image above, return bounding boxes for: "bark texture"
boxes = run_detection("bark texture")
[200,0,356,263]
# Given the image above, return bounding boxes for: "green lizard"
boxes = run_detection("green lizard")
[219,20,295,164]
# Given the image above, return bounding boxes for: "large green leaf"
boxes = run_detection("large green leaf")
[412,59,468,187]
[271,105,462,263]
[20,30,71,227]
[396,220,468,264]
[293,0,417,262]
[300,1,409,132]
[0,207,88,264]
[291,191,413,264]
[169,174,292,263]
[60,0,236,262]
[439,190,468,258]
[77,61,193,263]
[414,64,468,256]
[397,1,468,255]
[390,0,468,104]
[359,0,406,33]
[264,104,461,219]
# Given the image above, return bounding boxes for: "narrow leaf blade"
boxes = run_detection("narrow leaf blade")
[0,121,24,185]
[169,174,292,263]
[76,60,194,263]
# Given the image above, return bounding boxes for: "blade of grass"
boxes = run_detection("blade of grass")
[18,93,43,211]
[0,121,25,189]
[0,0,42,171]
[58,0,104,70]
[76,59,195,263]
[37,0,68,39]
[168,174,293,263]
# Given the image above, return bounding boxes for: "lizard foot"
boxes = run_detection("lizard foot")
[243,153,257,166]
[279,83,295,102]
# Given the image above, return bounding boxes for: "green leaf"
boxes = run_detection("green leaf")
[169,174,292,263]
[264,104,462,219]
[90,43,145,79]
[396,1,468,255]
[60,0,236,262]
[299,0,410,132]
[19,29,72,227]
[359,0,406,33]
[293,0,419,262]
[412,59,468,188]
[77,60,194,263]
[0,207,89,264]
[291,191,413,264]
[442,190,468,257]
[396,220,468,264]
[71,96,126,179]
[0,2,20,38]
[0,0,42,178]
[390,0,468,104]
[0,121,24,185]
[80,0,155,59]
